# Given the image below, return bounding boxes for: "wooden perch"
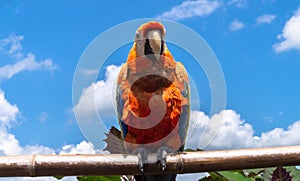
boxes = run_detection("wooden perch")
[0,145,300,177]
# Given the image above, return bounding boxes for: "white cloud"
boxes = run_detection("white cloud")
[0,34,87,180]
[38,112,49,123]
[81,69,98,76]
[0,90,54,156]
[256,14,276,25]
[274,8,300,52]
[0,91,55,156]
[229,19,245,31]
[74,64,121,121]
[157,0,221,20]
[186,109,300,150]
[0,90,19,127]
[0,126,23,155]
[0,97,94,179]
[0,87,98,157]
[0,33,58,157]
[0,53,57,81]
[60,141,99,154]
[0,34,58,81]
[22,145,55,155]
[227,0,247,8]
[0,126,55,156]
[256,121,300,147]
[0,33,24,58]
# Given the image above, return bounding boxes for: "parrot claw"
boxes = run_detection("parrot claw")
[136,147,148,175]
[157,147,172,173]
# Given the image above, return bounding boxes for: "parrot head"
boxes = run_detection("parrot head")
[135,21,166,61]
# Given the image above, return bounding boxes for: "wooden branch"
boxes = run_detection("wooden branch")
[0,145,300,177]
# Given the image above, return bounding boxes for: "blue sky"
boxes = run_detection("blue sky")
[1,0,300,180]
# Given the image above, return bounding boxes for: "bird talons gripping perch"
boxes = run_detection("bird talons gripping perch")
[136,147,148,175]
[157,146,172,174]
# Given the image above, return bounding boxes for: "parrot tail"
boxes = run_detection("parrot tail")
[103,126,126,154]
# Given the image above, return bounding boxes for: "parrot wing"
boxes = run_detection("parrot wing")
[103,63,128,154]
[175,61,190,151]
[116,63,129,141]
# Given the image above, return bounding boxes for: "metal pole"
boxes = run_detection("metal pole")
[0,145,299,177]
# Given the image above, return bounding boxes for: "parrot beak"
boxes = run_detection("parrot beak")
[147,30,162,60]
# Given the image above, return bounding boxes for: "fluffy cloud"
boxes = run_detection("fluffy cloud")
[0,53,57,81]
[0,95,94,179]
[156,0,250,21]
[274,8,300,52]
[0,34,58,81]
[0,126,23,155]
[60,141,99,154]
[157,0,221,20]
[0,33,94,180]
[255,14,276,24]
[0,90,19,127]
[0,89,97,172]
[186,109,300,150]
[256,121,300,147]
[227,0,247,8]
[229,19,245,31]
[0,33,24,58]
[38,112,49,123]
[74,64,121,121]
[81,69,99,76]
[0,89,55,156]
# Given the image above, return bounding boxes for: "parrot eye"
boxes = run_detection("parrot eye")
[135,32,141,40]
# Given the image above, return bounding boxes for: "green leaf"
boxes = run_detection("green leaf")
[54,176,64,180]
[184,148,195,152]
[219,170,253,181]
[286,166,300,180]
[243,168,264,179]
[76,175,121,181]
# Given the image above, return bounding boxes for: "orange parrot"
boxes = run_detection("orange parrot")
[116,21,190,181]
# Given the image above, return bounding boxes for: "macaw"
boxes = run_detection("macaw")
[115,21,190,181]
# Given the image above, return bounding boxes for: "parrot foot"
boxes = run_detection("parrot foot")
[135,147,148,175]
[156,147,173,173]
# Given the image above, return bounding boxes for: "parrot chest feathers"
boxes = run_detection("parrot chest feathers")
[131,74,172,93]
